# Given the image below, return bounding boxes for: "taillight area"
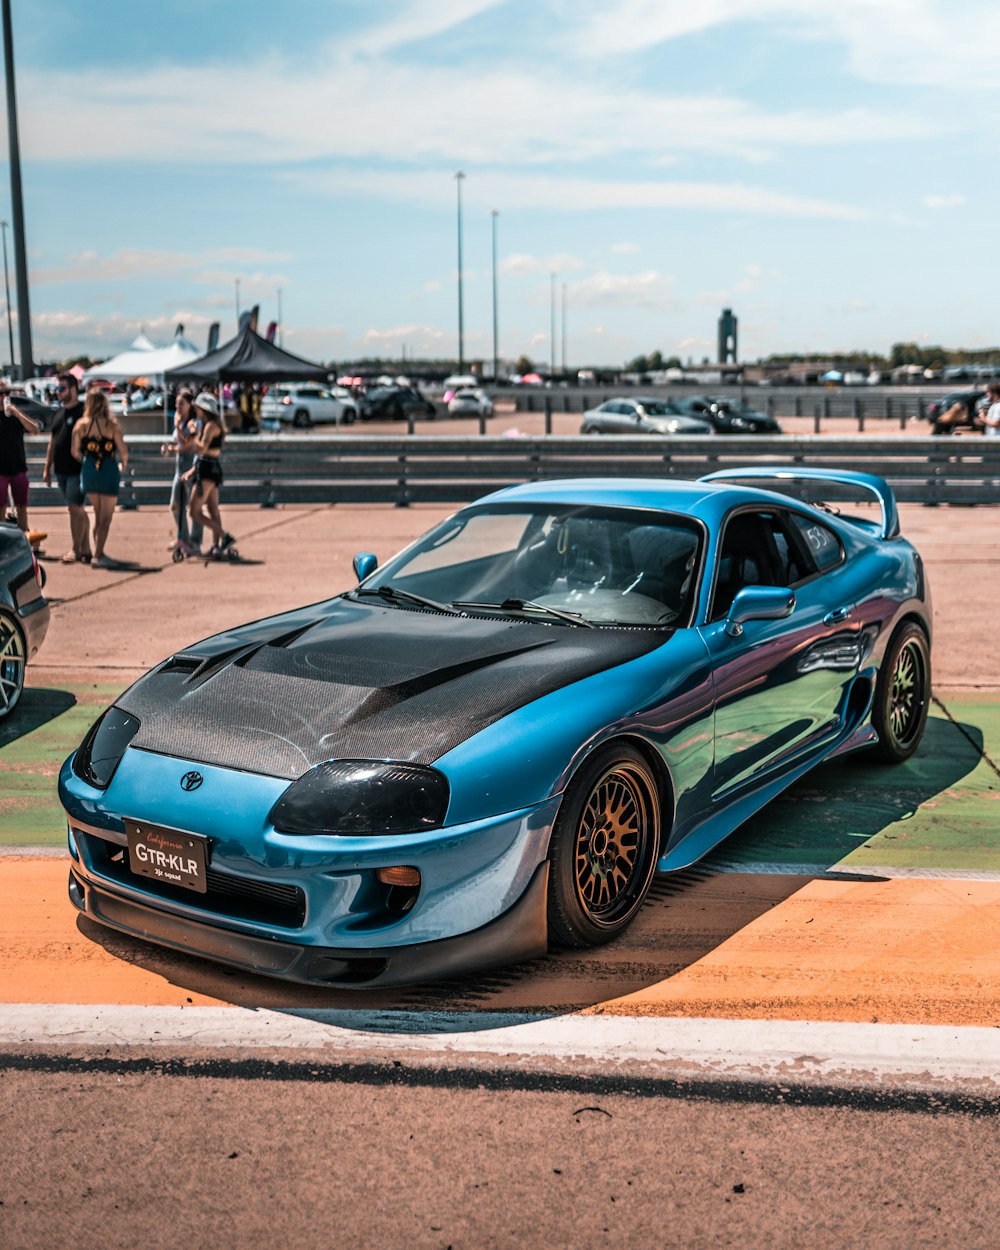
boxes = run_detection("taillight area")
[281,396,292,405]
[31,550,45,590]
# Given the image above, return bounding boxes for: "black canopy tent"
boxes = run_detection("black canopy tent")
[163,324,329,384]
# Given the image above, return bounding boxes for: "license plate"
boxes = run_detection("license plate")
[125,820,209,894]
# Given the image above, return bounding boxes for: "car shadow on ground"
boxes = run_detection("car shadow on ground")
[74,711,988,1027]
[1,687,77,748]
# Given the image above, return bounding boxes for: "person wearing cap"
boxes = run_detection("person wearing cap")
[0,384,46,544]
[71,388,128,569]
[42,373,90,561]
[182,391,235,557]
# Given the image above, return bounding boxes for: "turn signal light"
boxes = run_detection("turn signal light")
[375,866,421,888]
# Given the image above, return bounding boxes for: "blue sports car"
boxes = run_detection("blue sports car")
[60,469,931,987]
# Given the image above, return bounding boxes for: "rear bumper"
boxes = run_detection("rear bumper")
[69,859,549,988]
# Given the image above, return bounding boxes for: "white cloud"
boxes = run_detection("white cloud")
[306,168,869,220]
[922,193,966,209]
[16,56,934,169]
[501,252,586,277]
[565,270,677,311]
[33,247,292,286]
[611,242,640,255]
[566,1,1000,89]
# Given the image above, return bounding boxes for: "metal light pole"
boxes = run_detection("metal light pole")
[2,0,33,381]
[277,286,282,347]
[455,171,465,372]
[490,210,499,383]
[0,220,13,373]
[561,282,567,374]
[234,277,241,325]
[550,272,556,377]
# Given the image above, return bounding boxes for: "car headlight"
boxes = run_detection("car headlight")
[72,707,141,789]
[269,760,450,836]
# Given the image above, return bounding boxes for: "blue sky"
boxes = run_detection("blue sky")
[5,0,998,367]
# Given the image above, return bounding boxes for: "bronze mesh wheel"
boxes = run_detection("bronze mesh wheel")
[871,622,930,763]
[548,743,660,948]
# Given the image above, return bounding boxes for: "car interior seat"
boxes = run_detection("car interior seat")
[712,514,782,620]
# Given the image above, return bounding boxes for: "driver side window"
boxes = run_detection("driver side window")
[710,510,816,621]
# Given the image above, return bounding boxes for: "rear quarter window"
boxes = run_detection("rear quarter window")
[787,514,843,573]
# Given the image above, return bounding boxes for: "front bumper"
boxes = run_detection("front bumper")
[60,748,558,987]
[68,859,549,988]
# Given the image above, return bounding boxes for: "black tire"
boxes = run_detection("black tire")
[292,409,311,428]
[870,622,931,763]
[342,408,357,425]
[547,743,661,948]
[0,609,27,719]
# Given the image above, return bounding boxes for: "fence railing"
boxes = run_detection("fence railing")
[22,433,1000,508]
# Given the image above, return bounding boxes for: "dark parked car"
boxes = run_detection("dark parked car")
[672,396,782,434]
[360,386,437,421]
[925,389,987,435]
[580,397,711,435]
[0,521,49,717]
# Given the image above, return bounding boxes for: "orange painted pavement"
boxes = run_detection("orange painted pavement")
[4,858,1000,1026]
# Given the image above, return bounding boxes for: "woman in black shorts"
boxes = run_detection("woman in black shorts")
[183,392,234,556]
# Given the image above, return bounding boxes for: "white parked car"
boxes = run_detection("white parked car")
[260,384,357,427]
[447,387,494,417]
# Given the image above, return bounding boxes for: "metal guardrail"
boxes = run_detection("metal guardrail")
[22,433,1000,508]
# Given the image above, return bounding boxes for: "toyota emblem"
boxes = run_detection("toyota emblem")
[180,771,204,792]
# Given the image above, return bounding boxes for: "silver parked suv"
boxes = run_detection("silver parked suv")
[260,384,358,427]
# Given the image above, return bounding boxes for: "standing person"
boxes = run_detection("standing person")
[0,385,44,539]
[184,391,235,557]
[983,383,1000,437]
[161,389,203,554]
[42,373,91,563]
[71,389,128,569]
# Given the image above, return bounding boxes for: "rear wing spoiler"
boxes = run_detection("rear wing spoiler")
[699,467,899,540]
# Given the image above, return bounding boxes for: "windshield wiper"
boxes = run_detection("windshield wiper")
[352,585,460,615]
[451,598,595,628]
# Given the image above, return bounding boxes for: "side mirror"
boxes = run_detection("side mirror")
[724,586,795,637]
[353,552,378,582]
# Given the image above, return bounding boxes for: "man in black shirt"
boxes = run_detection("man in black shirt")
[43,372,91,562]
[0,383,42,536]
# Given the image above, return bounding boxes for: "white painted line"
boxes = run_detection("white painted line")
[3,1005,998,1093]
[705,861,1000,881]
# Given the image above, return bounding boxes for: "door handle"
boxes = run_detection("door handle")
[823,606,853,625]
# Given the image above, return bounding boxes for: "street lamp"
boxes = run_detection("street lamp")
[491,210,499,384]
[455,171,465,372]
[2,0,33,380]
[550,272,556,377]
[561,282,567,374]
[0,220,13,373]
[235,277,241,326]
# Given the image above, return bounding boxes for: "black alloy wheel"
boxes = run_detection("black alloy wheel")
[0,610,26,719]
[292,409,312,428]
[547,743,661,948]
[870,622,931,763]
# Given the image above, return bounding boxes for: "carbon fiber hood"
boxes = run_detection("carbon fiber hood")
[118,599,668,779]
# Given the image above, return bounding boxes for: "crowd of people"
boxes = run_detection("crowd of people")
[1,374,234,567]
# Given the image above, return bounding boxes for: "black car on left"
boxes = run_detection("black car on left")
[0,520,49,717]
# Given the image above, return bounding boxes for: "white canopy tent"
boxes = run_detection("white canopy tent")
[82,334,203,383]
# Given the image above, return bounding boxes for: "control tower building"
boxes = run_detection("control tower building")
[717,308,738,364]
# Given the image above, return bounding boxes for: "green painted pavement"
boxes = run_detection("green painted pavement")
[0,684,120,846]
[2,684,998,869]
[715,699,1000,872]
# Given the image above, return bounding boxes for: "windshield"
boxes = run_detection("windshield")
[362,503,702,626]
[637,400,679,416]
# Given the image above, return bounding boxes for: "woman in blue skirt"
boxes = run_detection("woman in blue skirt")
[71,388,128,568]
